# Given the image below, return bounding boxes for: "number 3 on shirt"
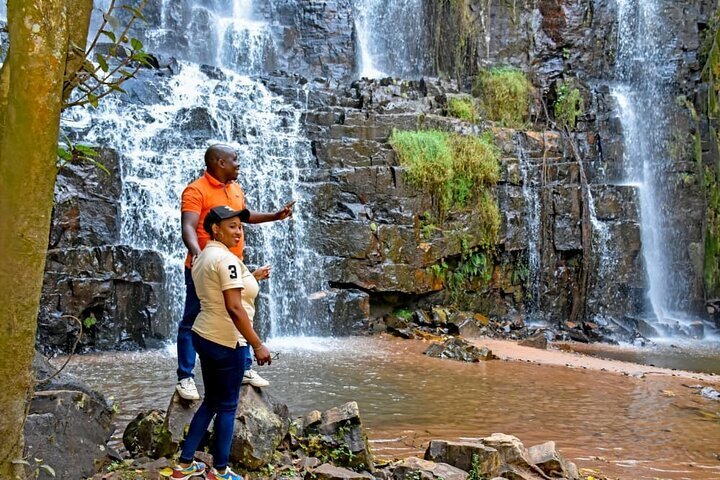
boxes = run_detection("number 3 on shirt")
[228,265,238,279]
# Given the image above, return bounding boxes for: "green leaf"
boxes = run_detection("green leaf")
[95,53,109,73]
[87,158,111,175]
[100,30,116,43]
[370,222,377,232]
[11,459,31,466]
[87,93,99,108]
[57,147,73,162]
[130,37,143,51]
[119,69,135,79]
[83,315,97,329]
[121,5,147,21]
[74,144,99,157]
[109,84,128,94]
[102,12,120,30]
[131,52,153,67]
[39,464,56,477]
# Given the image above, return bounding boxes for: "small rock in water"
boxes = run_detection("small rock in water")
[424,337,495,362]
[700,386,720,401]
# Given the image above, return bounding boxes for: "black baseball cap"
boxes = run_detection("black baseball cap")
[203,205,250,235]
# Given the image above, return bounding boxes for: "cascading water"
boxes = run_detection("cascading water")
[612,0,688,330]
[64,0,326,337]
[139,0,275,75]
[515,136,542,317]
[353,0,427,78]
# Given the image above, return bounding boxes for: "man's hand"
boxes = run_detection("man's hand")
[275,200,295,221]
[252,265,271,281]
[253,344,272,365]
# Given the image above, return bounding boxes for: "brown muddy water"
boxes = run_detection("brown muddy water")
[58,336,720,480]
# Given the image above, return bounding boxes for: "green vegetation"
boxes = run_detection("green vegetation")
[429,0,478,83]
[82,314,97,330]
[468,453,485,480]
[394,308,414,321]
[554,81,584,131]
[390,129,500,215]
[427,235,496,303]
[700,19,720,298]
[704,165,720,296]
[447,95,478,123]
[472,67,532,128]
[390,128,502,305]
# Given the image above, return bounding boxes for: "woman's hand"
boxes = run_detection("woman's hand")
[253,343,272,365]
[252,265,271,281]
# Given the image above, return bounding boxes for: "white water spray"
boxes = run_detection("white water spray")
[353,0,427,79]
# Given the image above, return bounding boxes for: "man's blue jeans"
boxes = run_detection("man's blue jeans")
[179,333,247,469]
[177,268,251,380]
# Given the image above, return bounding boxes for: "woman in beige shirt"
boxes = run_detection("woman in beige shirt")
[172,206,271,480]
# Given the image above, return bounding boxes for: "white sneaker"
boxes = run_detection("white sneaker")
[242,369,269,387]
[176,377,200,400]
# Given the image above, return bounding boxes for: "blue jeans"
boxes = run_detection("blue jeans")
[177,268,251,380]
[180,333,248,469]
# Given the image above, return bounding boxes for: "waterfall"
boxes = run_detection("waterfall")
[353,0,427,78]
[612,0,688,330]
[515,136,542,318]
[62,0,326,337]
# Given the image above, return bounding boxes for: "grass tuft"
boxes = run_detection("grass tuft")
[390,129,501,239]
[472,67,532,128]
[447,95,478,123]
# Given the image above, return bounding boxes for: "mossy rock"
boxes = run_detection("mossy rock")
[122,409,175,459]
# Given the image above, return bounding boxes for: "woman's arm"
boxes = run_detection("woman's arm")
[222,288,272,365]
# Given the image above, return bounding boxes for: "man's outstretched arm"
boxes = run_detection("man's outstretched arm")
[246,203,294,224]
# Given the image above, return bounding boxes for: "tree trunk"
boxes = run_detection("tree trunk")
[0,0,90,476]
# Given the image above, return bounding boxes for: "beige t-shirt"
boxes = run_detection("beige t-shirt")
[191,240,259,349]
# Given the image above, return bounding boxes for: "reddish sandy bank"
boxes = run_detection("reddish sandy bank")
[470,337,720,384]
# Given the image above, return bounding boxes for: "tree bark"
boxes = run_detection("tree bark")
[0,1,91,476]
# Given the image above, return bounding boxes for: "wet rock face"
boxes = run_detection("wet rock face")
[38,149,172,354]
[297,75,647,330]
[256,0,356,80]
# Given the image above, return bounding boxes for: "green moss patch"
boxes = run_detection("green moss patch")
[554,81,584,131]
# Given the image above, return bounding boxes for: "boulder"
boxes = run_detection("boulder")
[393,457,468,480]
[164,391,201,452]
[446,312,483,338]
[122,409,175,459]
[424,338,496,362]
[313,463,375,480]
[424,440,501,476]
[229,385,291,469]
[300,401,374,471]
[479,434,546,479]
[527,441,578,479]
[518,331,548,350]
[25,390,113,480]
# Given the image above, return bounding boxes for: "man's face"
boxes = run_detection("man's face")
[219,152,240,181]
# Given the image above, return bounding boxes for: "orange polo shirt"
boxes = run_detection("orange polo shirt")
[181,171,246,267]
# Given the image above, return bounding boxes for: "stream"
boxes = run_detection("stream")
[59,336,720,480]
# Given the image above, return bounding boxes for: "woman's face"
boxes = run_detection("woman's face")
[213,217,242,247]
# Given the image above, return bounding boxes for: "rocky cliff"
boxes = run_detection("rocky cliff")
[38,0,720,352]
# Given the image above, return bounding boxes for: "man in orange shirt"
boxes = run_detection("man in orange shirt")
[176,144,293,400]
